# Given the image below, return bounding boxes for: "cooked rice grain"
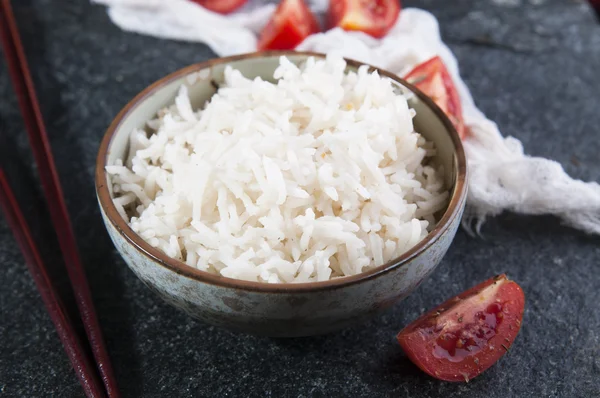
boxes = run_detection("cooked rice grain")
[108,55,449,283]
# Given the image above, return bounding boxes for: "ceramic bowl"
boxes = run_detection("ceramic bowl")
[95,51,468,337]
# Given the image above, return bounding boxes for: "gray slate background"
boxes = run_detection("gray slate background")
[1,0,599,397]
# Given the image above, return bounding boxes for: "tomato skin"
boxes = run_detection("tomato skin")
[397,274,525,382]
[258,0,321,51]
[328,0,401,39]
[404,56,467,140]
[191,0,248,14]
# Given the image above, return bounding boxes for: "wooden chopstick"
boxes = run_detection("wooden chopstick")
[0,1,119,396]
[0,170,106,398]
[590,0,600,20]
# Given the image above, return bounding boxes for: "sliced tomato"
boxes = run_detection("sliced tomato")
[328,0,401,39]
[404,56,467,139]
[397,274,525,382]
[192,0,248,14]
[257,0,321,51]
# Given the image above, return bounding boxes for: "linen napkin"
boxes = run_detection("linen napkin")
[92,0,600,235]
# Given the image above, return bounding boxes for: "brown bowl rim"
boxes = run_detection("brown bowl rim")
[95,50,468,293]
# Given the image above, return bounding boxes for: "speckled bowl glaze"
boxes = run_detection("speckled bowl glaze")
[96,51,467,337]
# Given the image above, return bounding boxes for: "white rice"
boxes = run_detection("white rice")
[107,55,449,283]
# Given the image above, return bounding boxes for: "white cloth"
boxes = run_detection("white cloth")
[93,0,600,235]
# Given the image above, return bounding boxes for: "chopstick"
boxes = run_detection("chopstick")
[590,0,600,20]
[0,0,119,396]
[0,170,106,398]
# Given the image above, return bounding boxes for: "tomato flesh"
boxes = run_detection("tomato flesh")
[258,0,321,50]
[397,274,525,382]
[328,0,401,39]
[404,56,467,139]
[191,0,248,14]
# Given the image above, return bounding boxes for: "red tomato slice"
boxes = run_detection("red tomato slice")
[397,274,525,382]
[404,56,467,139]
[257,0,321,51]
[192,0,248,15]
[328,0,401,39]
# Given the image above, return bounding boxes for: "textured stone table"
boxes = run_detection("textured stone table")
[1,0,599,396]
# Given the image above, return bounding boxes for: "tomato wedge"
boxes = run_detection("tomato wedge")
[404,56,467,139]
[328,0,401,39]
[397,274,525,382]
[191,0,248,14]
[257,0,321,51]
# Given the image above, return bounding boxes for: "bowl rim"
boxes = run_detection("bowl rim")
[95,50,468,293]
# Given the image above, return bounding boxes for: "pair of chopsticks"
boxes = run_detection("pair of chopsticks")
[0,1,119,396]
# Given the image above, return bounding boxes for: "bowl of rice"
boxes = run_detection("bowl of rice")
[96,51,467,337]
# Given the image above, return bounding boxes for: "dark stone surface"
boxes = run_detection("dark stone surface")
[1,0,599,397]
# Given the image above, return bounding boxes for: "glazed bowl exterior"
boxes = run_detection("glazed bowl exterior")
[95,51,468,337]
